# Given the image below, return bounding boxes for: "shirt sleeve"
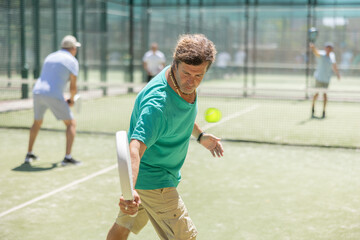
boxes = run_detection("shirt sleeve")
[318,50,326,56]
[329,52,336,64]
[142,52,149,62]
[130,104,166,148]
[65,57,79,76]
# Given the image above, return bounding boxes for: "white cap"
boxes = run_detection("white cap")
[324,42,334,49]
[61,35,81,48]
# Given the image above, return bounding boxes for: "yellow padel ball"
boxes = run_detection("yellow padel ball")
[205,108,222,123]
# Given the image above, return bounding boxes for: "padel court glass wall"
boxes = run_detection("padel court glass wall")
[0,0,360,148]
[1,0,360,99]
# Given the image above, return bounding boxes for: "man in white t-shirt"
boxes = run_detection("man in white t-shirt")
[310,42,340,118]
[24,35,81,166]
[142,43,166,82]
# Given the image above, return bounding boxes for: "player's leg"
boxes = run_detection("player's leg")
[322,93,327,118]
[28,119,43,153]
[45,96,80,165]
[63,119,76,156]
[25,119,43,163]
[138,188,197,240]
[106,223,131,240]
[61,119,81,165]
[25,95,46,163]
[312,80,324,117]
[311,93,318,117]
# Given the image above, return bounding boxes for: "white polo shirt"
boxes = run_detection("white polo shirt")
[33,49,79,100]
[142,50,166,76]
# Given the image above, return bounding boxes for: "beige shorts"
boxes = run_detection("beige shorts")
[115,187,197,240]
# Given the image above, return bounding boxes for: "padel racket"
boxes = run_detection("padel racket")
[115,131,137,217]
[74,94,81,113]
[308,27,318,43]
[67,94,81,113]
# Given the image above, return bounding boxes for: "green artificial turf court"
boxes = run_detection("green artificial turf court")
[1,90,359,239]
[0,128,359,240]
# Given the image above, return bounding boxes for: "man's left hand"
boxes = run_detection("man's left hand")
[200,133,224,157]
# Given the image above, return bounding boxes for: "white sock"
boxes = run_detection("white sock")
[65,154,72,159]
[27,152,33,155]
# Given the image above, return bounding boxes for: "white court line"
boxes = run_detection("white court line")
[0,164,117,218]
[202,104,260,131]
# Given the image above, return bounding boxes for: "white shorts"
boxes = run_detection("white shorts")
[33,94,73,120]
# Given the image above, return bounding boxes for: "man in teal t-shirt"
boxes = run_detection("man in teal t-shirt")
[107,34,224,240]
[129,65,197,190]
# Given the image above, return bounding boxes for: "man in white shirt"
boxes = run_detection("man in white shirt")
[24,35,81,166]
[142,42,166,82]
[310,42,340,118]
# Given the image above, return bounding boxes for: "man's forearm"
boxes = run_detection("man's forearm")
[332,64,340,78]
[131,154,140,188]
[70,87,77,101]
[309,43,320,57]
[192,122,203,140]
[129,139,146,187]
[69,75,77,101]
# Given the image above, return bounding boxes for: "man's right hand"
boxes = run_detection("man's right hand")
[66,98,74,107]
[119,190,141,216]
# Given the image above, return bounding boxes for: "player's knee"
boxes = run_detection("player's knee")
[70,119,76,128]
[64,119,76,128]
[33,120,43,128]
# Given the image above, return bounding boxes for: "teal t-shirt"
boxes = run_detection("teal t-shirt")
[129,66,197,190]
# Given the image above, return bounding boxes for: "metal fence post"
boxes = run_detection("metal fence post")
[129,0,134,92]
[243,0,249,97]
[7,0,12,82]
[52,0,58,51]
[33,0,40,79]
[20,0,28,99]
[100,0,108,96]
[80,0,88,90]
